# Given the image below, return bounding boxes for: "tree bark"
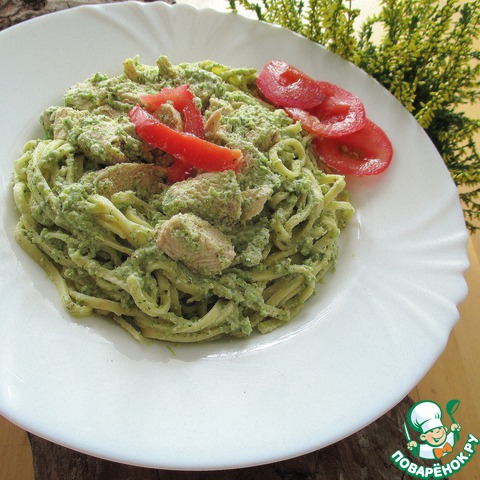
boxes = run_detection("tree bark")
[0,0,172,30]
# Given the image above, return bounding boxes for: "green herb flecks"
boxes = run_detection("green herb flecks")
[228,0,480,232]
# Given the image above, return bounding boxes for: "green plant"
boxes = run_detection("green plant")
[228,0,480,232]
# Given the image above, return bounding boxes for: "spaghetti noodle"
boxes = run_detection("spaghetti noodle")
[13,56,354,342]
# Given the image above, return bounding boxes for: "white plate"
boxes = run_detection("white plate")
[0,1,469,470]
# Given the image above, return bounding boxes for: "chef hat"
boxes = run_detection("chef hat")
[408,401,444,433]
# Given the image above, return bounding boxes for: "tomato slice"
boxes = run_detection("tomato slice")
[256,61,392,175]
[140,84,205,139]
[256,61,325,109]
[257,61,366,137]
[285,82,366,138]
[313,119,393,176]
[129,105,241,173]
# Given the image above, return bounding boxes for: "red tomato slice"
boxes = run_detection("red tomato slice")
[313,119,393,176]
[129,105,241,173]
[140,84,205,139]
[256,61,325,109]
[285,82,366,138]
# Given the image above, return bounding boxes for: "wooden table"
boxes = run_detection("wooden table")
[1,1,479,478]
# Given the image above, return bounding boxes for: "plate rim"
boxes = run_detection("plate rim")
[0,0,470,470]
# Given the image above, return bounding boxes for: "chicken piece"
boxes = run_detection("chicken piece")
[94,163,167,198]
[44,106,149,165]
[241,185,273,220]
[45,107,88,140]
[204,108,222,135]
[162,171,242,225]
[155,213,235,276]
[153,103,184,132]
[76,114,144,165]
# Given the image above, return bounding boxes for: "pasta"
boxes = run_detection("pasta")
[13,56,354,343]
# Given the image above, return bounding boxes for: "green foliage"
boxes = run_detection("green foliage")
[228,0,480,232]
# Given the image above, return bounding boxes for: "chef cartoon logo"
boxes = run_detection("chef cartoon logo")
[390,399,479,479]
[404,400,461,460]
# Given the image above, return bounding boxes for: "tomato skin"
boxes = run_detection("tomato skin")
[166,157,195,184]
[140,84,205,139]
[140,84,207,182]
[285,82,366,138]
[257,61,325,109]
[257,60,392,176]
[129,105,241,173]
[313,119,393,176]
[257,61,366,138]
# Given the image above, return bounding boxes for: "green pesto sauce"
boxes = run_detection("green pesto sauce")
[15,55,353,341]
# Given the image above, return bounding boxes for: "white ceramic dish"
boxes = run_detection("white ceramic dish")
[0,1,469,470]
